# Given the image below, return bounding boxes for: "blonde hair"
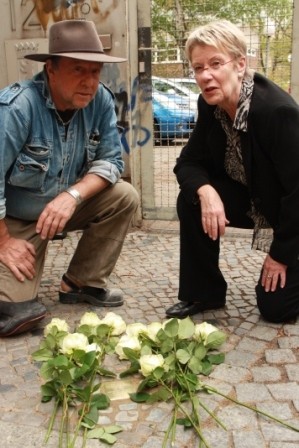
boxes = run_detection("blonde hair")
[186,20,251,76]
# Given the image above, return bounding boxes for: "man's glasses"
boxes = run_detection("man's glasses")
[193,58,235,76]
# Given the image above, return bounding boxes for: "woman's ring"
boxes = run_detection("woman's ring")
[267,275,272,279]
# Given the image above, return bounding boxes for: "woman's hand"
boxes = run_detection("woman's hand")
[262,254,287,292]
[197,185,230,240]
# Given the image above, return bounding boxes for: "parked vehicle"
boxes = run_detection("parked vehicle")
[152,76,199,117]
[167,77,200,95]
[152,89,195,145]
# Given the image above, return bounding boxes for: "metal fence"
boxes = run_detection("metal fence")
[146,0,294,218]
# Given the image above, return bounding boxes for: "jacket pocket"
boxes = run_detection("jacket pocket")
[7,145,50,191]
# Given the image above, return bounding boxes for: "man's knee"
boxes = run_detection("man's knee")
[114,181,139,211]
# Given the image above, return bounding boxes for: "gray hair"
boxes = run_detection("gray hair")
[186,20,252,76]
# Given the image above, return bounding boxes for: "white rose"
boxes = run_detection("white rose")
[115,334,141,360]
[86,343,102,356]
[144,322,163,341]
[126,322,147,338]
[100,312,126,335]
[194,322,219,343]
[139,354,165,377]
[79,312,102,327]
[60,333,89,355]
[44,318,69,336]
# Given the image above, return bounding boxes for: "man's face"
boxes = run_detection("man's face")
[46,57,103,110]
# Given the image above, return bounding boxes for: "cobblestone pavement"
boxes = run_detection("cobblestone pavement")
[1,221,299,448]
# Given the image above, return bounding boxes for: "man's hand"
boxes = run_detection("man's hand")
[197,185,230,240]
[36,192,77,240]
[0,237,36,282]
[262,254,287,292]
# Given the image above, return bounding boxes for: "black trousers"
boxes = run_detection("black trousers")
[177,174,299,323]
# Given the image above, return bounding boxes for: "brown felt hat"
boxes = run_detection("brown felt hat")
[25,19,126,63]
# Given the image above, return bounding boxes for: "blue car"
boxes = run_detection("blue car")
[152,89,195,145]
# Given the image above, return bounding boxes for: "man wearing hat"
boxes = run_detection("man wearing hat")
[0,19,139,337]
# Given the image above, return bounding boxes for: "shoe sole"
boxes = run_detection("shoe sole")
[0,313,46,337]
[59,292,123,307]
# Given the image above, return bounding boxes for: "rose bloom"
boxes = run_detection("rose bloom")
[193,322,219,344]
[44,318,69,336]
[126,322,147,338]
[139,354,165,377]
[144,322,163,342]
[79,312,102,327]
[115,334,141,360]
[86,342,102,356]
[100,312,126,335]
[60,333,89,355]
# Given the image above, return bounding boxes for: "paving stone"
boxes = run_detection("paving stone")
[232,430,266,448]
[265,349,297,364]
[251,366,282,382]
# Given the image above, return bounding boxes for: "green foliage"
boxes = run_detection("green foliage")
[152,0,293,88]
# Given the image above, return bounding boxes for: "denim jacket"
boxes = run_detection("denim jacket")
[0,70,124,221]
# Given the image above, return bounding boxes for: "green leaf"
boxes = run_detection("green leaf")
[201,359,213,376]
[96,324,111,337]
[129,392,151,403]
[152,366,165,380]
[194,344,207,361]
[40,362,56,381]
[97,367,116,378]
[188,356,203,374]
[119,363,140,378]
[140,345,152,356]
[163,318,179,338]
[83,404,99,426]
[105,425,123,434]
[205,331,226,349]
[59,369,74,386]
[176,349,191,364]
[160,338,174,353]
[176,417,193,427]
[178,317,195,339]
[122,347,140,362]
[91,393,110,410]
[99,432,117,444]
[31,348,54,362]
[86,427,105,439]
[207,353,225,365]
[147,387,171,403]
[40,383,57,399]
[52,355,70,368]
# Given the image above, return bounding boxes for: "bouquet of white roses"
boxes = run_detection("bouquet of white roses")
[115,317,227,447]
[33,313,299,448]
[32,312,126,448]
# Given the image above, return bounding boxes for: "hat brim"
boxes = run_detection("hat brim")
[24,52,126,63]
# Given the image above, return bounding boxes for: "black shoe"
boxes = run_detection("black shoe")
[0,299,46,337]
[59,274,124,307]
[166,301,225,318]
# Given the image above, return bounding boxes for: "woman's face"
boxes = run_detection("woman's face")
[190,44,246,118]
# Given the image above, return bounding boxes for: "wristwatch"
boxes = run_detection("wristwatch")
[66,187,82,205]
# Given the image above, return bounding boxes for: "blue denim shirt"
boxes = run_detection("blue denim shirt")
[0,70,124,221]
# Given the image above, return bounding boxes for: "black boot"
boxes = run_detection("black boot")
[0,299,46,337]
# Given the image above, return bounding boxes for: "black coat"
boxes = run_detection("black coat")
[174,72,299,267]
